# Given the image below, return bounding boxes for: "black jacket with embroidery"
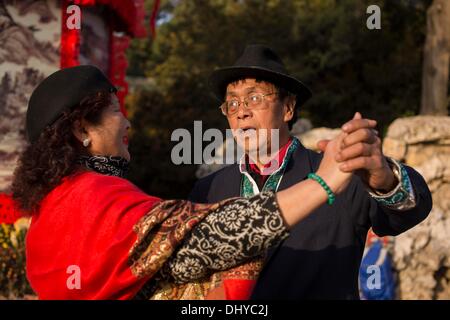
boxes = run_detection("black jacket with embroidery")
[188,142,432,300]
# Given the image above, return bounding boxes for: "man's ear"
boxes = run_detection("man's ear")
[71,119,87,143]
[283,96,296,122]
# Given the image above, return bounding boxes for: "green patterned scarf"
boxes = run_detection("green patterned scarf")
[240,137,300,197]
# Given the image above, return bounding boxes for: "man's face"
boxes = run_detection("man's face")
[224,79,294,158]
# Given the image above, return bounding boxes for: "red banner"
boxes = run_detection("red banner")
[150,0,161,38]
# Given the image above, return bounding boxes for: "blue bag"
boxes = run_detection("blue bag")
[359,238,396,300]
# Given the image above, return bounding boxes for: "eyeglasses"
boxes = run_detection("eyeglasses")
[220,92,277,116]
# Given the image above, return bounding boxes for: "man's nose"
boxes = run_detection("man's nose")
[236,102,252,120]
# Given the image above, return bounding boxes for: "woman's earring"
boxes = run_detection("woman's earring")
[83,138,91,147]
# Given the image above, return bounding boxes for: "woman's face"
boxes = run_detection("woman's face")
[84,94,131,161]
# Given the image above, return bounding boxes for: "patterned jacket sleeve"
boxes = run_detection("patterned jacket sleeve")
[163,191,289,283]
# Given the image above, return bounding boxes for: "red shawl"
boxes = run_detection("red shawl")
[26,171,261,300]
[27,171,206,299]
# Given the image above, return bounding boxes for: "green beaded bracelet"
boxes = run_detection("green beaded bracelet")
[307,173,336,205]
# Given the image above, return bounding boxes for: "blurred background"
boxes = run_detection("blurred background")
[125,0,439,199]
[0,0,449,299]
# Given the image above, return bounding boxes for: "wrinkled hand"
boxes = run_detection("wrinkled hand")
[317,112,397,192]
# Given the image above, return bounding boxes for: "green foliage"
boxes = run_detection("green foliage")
[126,0,430,198]
[0,220,34,298]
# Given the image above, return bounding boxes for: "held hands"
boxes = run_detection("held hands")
[317,112,397,193]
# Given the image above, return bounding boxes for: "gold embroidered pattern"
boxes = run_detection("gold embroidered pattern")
[149,258,263,300]
[129,199,226,279]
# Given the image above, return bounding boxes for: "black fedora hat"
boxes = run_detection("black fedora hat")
[26,65,116,144]
[209,44,312,106]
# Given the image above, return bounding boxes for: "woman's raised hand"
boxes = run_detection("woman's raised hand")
[316,131,353,195]
[276,130,353,228]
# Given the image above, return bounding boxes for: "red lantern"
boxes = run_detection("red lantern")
[60,0,147,114]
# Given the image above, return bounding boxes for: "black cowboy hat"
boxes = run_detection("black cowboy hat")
[26,65,116,144]
[209,44,312,106]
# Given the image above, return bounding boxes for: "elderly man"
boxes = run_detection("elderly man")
[189,44,432,299]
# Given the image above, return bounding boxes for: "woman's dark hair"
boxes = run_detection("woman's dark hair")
[12,91,112,215]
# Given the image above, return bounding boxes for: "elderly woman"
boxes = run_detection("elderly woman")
[12,66,353,300]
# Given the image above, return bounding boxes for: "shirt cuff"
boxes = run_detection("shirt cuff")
[367,158,417,211]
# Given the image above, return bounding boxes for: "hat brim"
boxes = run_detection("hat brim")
[209,66,312,107]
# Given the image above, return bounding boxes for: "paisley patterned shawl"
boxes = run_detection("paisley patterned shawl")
[131,199,266,300]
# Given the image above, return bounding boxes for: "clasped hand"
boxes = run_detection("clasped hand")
[316,112,397,195]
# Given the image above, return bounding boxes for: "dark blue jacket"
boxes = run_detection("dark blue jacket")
[189,142,432,299]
